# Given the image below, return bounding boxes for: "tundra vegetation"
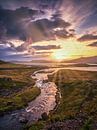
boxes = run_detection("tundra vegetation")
[0,61,41,114]
[0,61,97,130]
[27,69,97,130]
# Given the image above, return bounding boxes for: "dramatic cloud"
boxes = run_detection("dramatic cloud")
[32,45,61,50]
[0,0,97,61]
[0,6,72,43]
[0,40,15,48]
[53,29,74,39]
[0,43,16,60]
[0,7,45,39]
[0,0,62,10]
[78,34,97,42]
[88,41,97,47]
[0,22,7,39]
[0,0,97,42]
[26,18,71,42]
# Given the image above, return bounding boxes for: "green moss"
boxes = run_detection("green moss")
[24,121,45,130]
[0,78,27,90]
[28,123,44,130]
[0,86,40,113]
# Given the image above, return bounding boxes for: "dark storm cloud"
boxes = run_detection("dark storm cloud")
[53,29,74,39]
[0,0,97,62]
[26,18,71,42]
[78,34,97,42]
[16,42,28,52]
[0,22,7,39]
[0,5,72,43]
[88,41,97,47]
[0,0,97,30]
[0,7,45,39]
[0,0,63,10]
[0,0,96,43]
[69,29,75,32]
[0,0,37,10]
[37,51,53,54]
[32,45,61,50]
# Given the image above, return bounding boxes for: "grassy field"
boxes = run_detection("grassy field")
[47,69,97,129]
[1,60,97,129]
[0,61,41,114]
[26,69,97,130]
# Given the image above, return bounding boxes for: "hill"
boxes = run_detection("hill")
[62,56,97,64]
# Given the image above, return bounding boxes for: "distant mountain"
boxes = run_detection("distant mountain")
[13,60,54,63]
[0,60,7,64]
[1,56,97,65]
[31,60,56,63]
[62,56,97,64]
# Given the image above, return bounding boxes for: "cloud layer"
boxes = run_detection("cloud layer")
[78,34,97,42]
[32,45,61,50]
[88,41,97,47]
[0,0,97,61]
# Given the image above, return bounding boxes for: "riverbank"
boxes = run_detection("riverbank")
[43,69,97,130]
[0,63,58,130]
[23,68,97,130]
[0,61,41,115]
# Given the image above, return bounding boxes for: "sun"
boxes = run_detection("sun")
[51,50,70,61]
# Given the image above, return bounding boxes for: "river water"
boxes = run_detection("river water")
[25,69,58,122]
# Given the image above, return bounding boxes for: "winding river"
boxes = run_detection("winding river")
[0,68,58,130]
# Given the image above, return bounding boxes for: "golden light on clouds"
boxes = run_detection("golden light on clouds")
[29,37,97,61]
[50,38,97,61]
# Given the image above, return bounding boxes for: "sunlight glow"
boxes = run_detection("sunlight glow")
[52,50,71,61]
[31,38,97,61]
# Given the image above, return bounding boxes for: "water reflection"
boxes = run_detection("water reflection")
[26,69,58,121]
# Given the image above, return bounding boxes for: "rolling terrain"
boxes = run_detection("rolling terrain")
[0,61,97,130]
[46,69,97,130]
[0,61,41,114]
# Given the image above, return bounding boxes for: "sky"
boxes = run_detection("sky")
[0,0,97,62]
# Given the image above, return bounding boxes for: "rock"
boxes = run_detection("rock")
[43,80,48,83]
[3,77,12,82]
[19,114,28,123]
[41,112,48,120]
[7,101,13,105]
